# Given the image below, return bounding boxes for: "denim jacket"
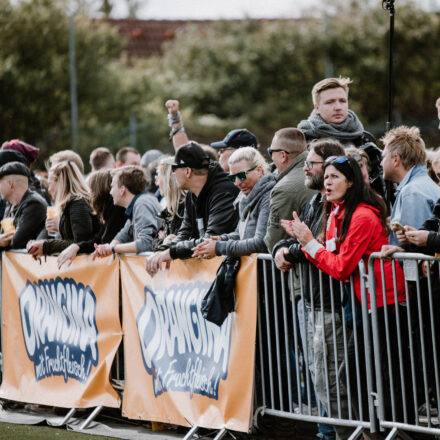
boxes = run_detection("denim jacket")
[390,165,440,245]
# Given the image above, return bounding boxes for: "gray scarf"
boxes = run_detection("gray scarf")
[298,109,364,141]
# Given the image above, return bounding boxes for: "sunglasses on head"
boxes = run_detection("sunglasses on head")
[228,165,257,182]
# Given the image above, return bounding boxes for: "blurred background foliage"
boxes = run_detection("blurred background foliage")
[0,0,439,170]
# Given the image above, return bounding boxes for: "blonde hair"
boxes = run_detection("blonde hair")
[50,150,84,174]
[158,157,186,218]
[381,125,426,170]
[49,160,90,211]
[312,77,352,105]
[228,147,270,174]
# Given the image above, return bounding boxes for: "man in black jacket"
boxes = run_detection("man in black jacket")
[146,142,239,276]
[0,162,47,249]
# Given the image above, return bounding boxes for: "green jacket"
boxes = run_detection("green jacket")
[264,151,316,252]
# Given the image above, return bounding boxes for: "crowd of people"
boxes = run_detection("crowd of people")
[1,77,440,439]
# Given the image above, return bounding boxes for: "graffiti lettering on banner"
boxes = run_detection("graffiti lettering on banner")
[19,277,99,384]
[137,282,232,400]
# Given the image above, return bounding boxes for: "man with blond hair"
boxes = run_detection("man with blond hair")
[381,125,440,245]
[298,77,384,196]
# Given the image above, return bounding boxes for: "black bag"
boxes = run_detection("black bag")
[201,256,241,326]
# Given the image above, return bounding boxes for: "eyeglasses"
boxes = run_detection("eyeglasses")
[304,160,324,169]
[266,147,292,158]
[228,166,257,182]
[218,147,236,155]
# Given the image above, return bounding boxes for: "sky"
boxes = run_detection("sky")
[107,0,439,20]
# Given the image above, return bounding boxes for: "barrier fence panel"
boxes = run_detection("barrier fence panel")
[0,251,122,409]
[120,254,258,433]
[368,252,440,439]
[255,255,375,439]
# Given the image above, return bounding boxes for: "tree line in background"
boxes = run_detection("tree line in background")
[0,0,439,170]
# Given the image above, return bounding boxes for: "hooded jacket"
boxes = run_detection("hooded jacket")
[302,202,406,308]
[169,163,239,260]
[214,173,276,256]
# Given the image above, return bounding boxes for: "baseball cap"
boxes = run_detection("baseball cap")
[0,161,31,180]
[172,142,210,169]
[210,128,258,149]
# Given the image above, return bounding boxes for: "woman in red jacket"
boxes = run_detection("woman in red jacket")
[285,155,411,428]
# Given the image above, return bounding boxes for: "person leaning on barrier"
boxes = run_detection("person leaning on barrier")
[152,156,186,252]
[145,142,239,276]
[92,166,162,258]
[381,125,440,246]
[27,161,97,257]
[56,169,127,267]
[192,147,275,258]
[264,127,316,253]
[286,156,412,427]
[0,162,47,250]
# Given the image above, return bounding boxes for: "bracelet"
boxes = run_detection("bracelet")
[169,126,185,141]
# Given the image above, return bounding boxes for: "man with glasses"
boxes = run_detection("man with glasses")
[264,127,315,252]
[145,142,239,276]
[210,128,258,172]
[272,138,346,440]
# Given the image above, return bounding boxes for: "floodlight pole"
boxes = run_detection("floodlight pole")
[383,0,395,132]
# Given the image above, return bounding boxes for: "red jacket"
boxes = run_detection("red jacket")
[303,202,406,308]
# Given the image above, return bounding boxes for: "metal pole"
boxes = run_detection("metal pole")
[129,115,137,148]
[69,13,79,152]
[383,0,395,132]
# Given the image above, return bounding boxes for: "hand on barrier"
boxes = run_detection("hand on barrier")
[192,237,219,259]
[165,99,180,115]
[57,243,80,269]
[0,232,14,248]
[274,247,292,273]
[404,229,429,246]
[92,243,113,259]
[26,239,44,259]
[380,244,404,261]
[288,211,314,246]
[146,249,171,277]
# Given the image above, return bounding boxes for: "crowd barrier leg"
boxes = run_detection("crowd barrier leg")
[79,405,103,430]
[183,425,199,439]
[60,408,77,425]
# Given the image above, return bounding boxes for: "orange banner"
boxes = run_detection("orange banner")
[0,252,122,408]
[120,255,257,432]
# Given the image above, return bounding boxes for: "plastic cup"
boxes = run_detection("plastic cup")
[46,206,60,237]
[1,217,15,234]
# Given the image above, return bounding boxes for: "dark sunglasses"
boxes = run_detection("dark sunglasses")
[324,155,349,166]
[228,165,257,182]
[266,147,292,158]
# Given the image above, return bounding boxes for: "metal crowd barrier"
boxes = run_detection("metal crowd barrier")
[368,252,440,439]
[254,255,376,440]
[255,252,440,440]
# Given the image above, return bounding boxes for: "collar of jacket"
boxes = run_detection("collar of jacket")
[395,164,428,194]
[276,150,308,182]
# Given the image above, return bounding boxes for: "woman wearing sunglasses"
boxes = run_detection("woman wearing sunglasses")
[192,147,275,258]
[284,155,411,427]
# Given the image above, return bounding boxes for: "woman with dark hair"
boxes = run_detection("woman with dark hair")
[27,160,97,257]
[56,169,127,267]
[284,156,409,433]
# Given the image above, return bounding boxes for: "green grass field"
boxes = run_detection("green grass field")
[0,423,115,439]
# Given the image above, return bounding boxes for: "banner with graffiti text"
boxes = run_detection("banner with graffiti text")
[0,252,122,408]
[120,255,257,432]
